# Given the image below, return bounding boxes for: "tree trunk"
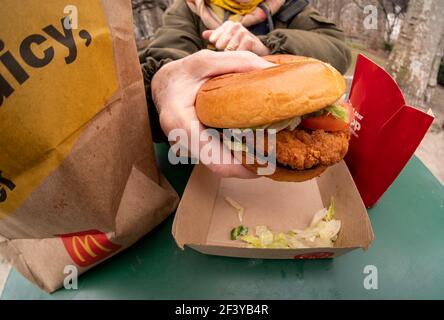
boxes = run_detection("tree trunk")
[386,0,444,109]
[311,0,387,50]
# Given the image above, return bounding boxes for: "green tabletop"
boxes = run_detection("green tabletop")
[2,143,444,300]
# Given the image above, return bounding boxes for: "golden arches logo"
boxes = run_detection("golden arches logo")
[72,235,112,262]
[59,230,121,267]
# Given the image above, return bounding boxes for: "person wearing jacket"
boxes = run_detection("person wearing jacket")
[143,0,352,178]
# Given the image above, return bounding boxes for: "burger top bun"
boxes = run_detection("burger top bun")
[263,54,317,65]
[195,55,346,129]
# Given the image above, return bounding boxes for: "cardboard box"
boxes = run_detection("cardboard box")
[173,161,374,259]
[172,55,433,260]
[345,55,434,207]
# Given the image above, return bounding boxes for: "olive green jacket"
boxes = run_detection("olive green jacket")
[140,0,351,140]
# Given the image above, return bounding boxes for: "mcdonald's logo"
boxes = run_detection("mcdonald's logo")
[59,230,121,267]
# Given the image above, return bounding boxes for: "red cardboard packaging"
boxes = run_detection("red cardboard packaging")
[346,55,434,208]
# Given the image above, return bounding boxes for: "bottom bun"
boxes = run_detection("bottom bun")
[240,151,328,182]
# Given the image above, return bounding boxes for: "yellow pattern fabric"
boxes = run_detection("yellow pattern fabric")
[208,0,265,15]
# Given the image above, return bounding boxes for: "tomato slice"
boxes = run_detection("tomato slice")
[300,101,354,132]
[300,115,348,131]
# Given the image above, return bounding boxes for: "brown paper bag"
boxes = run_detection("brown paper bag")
[0,0,178,292]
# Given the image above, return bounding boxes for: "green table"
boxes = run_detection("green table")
[2,144,444,300]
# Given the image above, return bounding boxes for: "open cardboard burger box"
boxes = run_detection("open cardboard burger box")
[173,162,373,259]
[172,55,434,260]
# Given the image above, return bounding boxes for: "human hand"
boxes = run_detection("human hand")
[202,21,270,56]
[151,50,274,178]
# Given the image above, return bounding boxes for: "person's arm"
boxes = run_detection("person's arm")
[140,0,204,88]
[151,50,274,178]
[260,5,352,74]
[139,0,204,141]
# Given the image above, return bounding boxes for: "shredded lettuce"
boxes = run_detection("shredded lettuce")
[256,226,274,246]
[230,225,249,240]
[269,233,290,248]
[239,234,262,247]
[303,103,348,122]
[310,208,328,227]
[249,116,301,133]
[233,198,341,249]
[225,196,245,223]
[324,197,336,222]
[325,104,348,122]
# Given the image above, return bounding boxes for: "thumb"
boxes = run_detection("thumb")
[202,30,213,40]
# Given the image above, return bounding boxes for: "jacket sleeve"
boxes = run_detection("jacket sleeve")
[140,0,204,92]
[260,5,352,74]
[139,0,204,142]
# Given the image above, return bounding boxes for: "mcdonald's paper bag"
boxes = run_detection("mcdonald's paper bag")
[0,0,178,292]
[345,55,434,208]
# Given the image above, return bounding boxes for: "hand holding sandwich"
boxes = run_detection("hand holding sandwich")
[151,50,274,178]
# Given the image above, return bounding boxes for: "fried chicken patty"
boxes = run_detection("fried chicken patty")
[275,129,350,170]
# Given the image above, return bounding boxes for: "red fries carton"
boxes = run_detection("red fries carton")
[345,55,434,208]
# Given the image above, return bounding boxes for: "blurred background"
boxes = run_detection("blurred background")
[132,0,444,184]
